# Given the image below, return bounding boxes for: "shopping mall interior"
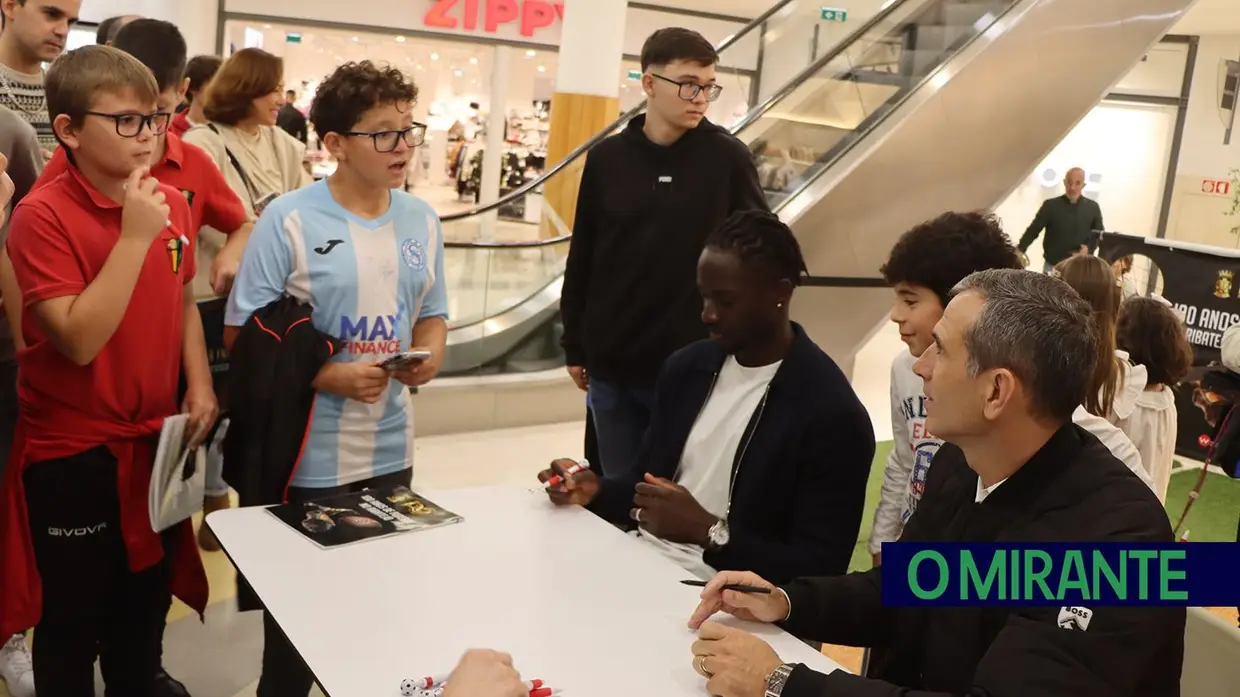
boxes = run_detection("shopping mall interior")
[4,0,1240,696]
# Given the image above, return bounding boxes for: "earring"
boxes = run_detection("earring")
[777,302,783,308]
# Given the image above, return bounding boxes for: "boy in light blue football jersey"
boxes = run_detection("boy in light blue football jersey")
[223,61,448,697]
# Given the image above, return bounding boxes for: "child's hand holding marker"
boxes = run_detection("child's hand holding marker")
[401,650,564,697]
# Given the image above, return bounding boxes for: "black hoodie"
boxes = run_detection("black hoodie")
[560,115,769,386]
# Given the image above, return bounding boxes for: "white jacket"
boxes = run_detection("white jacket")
[871,353,1154,555]
[869,351,941,555]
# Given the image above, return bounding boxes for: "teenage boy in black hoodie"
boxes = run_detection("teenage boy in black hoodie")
[561,27,768,486]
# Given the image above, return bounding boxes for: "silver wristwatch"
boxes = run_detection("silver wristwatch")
[765,663,796,697]
[707,518,730,549]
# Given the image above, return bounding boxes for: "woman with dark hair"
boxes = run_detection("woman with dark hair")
[184,48,314,550]
[1115,295,1193,501]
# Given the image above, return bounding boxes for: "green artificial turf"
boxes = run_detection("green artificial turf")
[846,444,1240,572]
[1165,463,1240,542]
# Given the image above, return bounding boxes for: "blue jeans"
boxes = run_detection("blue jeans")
[587,379,657,485]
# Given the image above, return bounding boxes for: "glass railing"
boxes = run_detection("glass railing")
[439,0,1024,375]
[737,0,1018,210]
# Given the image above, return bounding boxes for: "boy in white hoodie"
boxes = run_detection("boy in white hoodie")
[870,212,1024,566]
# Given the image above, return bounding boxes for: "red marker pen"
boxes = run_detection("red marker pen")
[414,674,450,689]
[529,688,562,697]
[522,680,544,690]
[544,460,590,489]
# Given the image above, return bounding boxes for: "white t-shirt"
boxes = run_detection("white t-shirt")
[637,355,781,579]
[870,350,942,555]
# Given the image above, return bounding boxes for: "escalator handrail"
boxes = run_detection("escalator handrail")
[439,0,800,224]
[768,0,1025,213]
[445,234,570,249]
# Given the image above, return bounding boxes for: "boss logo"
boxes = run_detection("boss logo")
[1057,606,1093,632]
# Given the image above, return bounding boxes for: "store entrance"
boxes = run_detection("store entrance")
[224,20,557,239]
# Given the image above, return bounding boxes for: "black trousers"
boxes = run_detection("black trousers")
[256,467,413,697]
[24,446,173,697]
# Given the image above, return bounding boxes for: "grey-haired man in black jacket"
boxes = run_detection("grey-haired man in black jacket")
[684,269,1183,697]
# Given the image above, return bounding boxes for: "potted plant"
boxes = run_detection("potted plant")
[1230,168,1240,237]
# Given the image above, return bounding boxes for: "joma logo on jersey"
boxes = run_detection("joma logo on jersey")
[341,311,406,355]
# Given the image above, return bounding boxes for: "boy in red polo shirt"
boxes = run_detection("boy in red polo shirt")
[0,45,212,694]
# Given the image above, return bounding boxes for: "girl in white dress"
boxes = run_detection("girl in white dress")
[1115,296,1193,502]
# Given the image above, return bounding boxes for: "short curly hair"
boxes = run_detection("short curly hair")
[310,61,419,140]
[881,211,1024,306]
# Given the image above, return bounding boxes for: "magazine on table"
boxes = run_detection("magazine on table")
[267,485,463,549]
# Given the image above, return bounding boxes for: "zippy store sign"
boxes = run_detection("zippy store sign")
[424,0,566,38]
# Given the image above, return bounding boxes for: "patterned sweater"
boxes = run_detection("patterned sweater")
[0,63,53,152]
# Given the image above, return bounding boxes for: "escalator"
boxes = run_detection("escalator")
[437,0,1198,377]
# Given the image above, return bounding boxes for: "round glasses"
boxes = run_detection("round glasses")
[343,123,428,153]
[85,111,172,138]
[651,74,724,102]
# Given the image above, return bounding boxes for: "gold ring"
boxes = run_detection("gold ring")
[694,654,712,678]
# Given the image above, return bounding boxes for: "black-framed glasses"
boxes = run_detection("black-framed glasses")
[651,74,723,102]
[342,123,428,153]
[84,111,171,138]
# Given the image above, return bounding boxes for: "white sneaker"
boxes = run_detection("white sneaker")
[0,633,35,697]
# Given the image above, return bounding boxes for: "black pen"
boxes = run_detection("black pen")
[680,579,772,594]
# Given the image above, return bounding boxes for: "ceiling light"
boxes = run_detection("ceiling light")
[351,36,359,42]
[395,35,406,43]
[431,52,440,61]
[454,69,463,77]
[469,57,478,65]
[264,24,272,29]
[537,65,546,73]
[416,65,424,71]
[526,50,536,57]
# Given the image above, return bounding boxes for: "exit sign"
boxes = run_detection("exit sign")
[626,69,641,81]
[821,6,848,21]
[1203,179,1232,196]
[285,33,302,43]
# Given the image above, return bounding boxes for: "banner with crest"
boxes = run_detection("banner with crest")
[1098,233,1240,461]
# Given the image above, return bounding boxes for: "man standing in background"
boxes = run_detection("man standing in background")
[559,28,768,486]
[94,13,139,45]
[0,0,80,155]
[1017,166,1105,272]
[278,89,308,144]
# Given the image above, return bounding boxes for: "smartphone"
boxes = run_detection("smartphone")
[380,350,432,371]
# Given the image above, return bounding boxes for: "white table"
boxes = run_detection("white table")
[208,485,845,697]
